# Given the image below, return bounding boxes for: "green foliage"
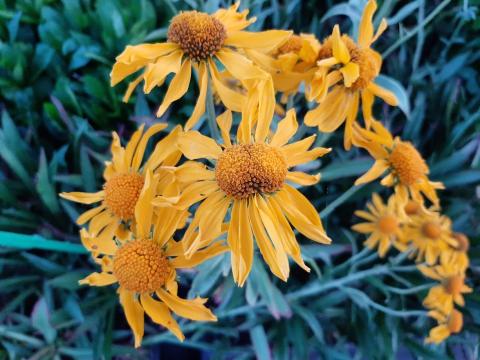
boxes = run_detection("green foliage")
[0,0,479,358]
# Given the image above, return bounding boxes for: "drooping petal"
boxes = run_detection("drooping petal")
[143,50,183,94]
[216,48,267,81]
[156,59,192,117]
[368,82,398,106]
[119,289,145,348]
[177,131,223,160]
[227,200,244,284]
[340,62,360,87]
[59,191,104,204]
[270,109,298,147]
[286,171,320,186]
[131,123,168,171]
[143,126,182,172]
[216,110,233,147]
[185,61,208,130]
[355,159,389,185]
[76,205,106,225]
[209,59,245,112]
[170,242,228,268]
[140,293,184,341]
[236,199,254,286]
[224,30,292,52]
[135,171,158,239]
[332,25,350,64]
[79,272,117,286]
[156,289,217,321]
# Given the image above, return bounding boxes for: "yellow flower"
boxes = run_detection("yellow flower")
[403,211,457,265]
[78,172,225,347]
[165,108,332,286]
[352,193,407,257]
[246,33,321,101]
[418,262,472,314]
[353,120,444,206]
[110,2,291,130]
[60,124,182,241]
[304,0,398,149]
[426,309,463,344]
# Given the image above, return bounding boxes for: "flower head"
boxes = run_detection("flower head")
[110,3,291,130]
[165,108,331,286]
[78,172,226,347]
[305,0,398,149]
[60,124,182,241]
[426,309,464,344]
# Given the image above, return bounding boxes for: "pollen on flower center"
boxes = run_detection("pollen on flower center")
[388,142,428,186]
[215,143,287,199]
[378,215,398,234]
[277,35,302,55]
[317,35,380,90]
[422,221,441,240]
[444,275,464,295]
[167,11,226,62]
[447,309,463,333]
[113,239,171,294]
[104,173,144,220]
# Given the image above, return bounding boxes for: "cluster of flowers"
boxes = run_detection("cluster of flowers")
[59,0,468,348]
[352,121,471,343]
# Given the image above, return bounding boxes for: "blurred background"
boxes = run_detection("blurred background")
[0,0,479,358]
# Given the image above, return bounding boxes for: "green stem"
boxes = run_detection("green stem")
[319,184,364,219]
[0,231,87,254]
[206,73,221,141]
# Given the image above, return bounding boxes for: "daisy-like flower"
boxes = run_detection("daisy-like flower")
[426,309,463,344]
[352,193,407,257]
[79,172,226,347]
[418,262,472,314]
[60,124,182,241]
[353,120,444,206]
[402,210,457,265]
[245,33,321,102]
[166,109,332,286]
[110,2,290,130]
[304,0,398,149]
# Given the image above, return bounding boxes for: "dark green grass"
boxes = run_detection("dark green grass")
[0,0,479,358]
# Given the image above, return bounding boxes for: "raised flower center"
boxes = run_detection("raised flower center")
[113,239,171,293]
[388,142,428,186]
[167,11,226,62]
[317,34,380,90]
[453,232,469,252]
[215,143,287,199]
[444,275,464,295]
[447,309,463,333]
[377,215,398,235]
[104,173,144,220]
[422,221,441,240]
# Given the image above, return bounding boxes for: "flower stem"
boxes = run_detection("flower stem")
[206,73,221,141]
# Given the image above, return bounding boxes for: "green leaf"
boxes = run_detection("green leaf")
[375,74,410,117]
[249,324,271,360]
[31,297,57,343]
[36,150,61,214]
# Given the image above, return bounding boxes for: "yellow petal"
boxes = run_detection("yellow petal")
[110,132,127,173]
[361,88,376,128]
[143,126,182,172]
[254,77,276,143]
[174,161,215,184]
[340,62,360,87]
[76,205,106,225]
[59,191,104,204]
[284,147,331,167]
[227,200,244,284]
[270,109,298,147]
[177,131,222,160]
[156,289,217,321]
[175,181,219,210]
[249,199,289,281]
[236,199,254,286]
[343,91,360,150]
[354,159,388,185]
[79,272,117,286]
[140,293,184,341]
[224,30,292,52]
[372,18,388,44]
[332,25,350,64]
[358,0,377,48]
[124,125,145,169]
[216,110,233,147]
[135,171,158,239]
[209,59,246,112]
[143,50,183,94]
[156,59,192,117]
[185,61,208,130]
[131,123,168,171]
[368,82,398,106]
[171,242,228,268]
[80,228,117,256]
[286,171,320,186]
[216,49,267,81]
[122,72,144,103]
[119,289,144,348]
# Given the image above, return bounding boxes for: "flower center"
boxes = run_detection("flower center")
[167,11,226,62]
[277,35,303,55]
[453,232,469,252]
[215,144,287,199]
[377,215,398,235]
[447,309,463,333]
[104,173,144,220]
[388,142,428,186]
[422,221,441,240]
[113,239,171,294]
[444,275,464,295]
[404,200,421,216]
[317,34,380,90]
